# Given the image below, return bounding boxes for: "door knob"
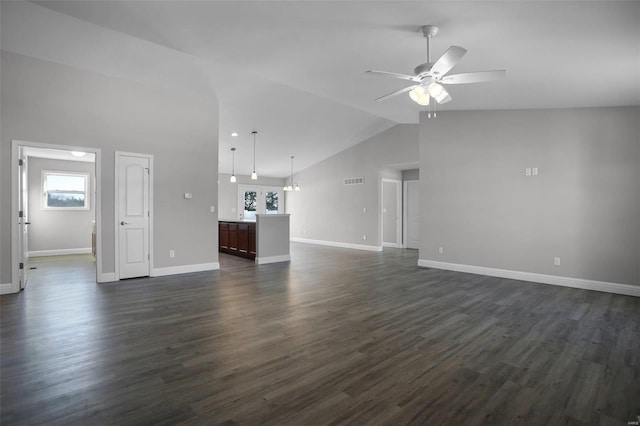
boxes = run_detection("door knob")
[120,221,129,225]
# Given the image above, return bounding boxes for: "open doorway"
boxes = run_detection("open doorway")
[382,179,402,248]
[11,140,101,293]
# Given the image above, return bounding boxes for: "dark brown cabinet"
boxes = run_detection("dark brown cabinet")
[219,221,256,260]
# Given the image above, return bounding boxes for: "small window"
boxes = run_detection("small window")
[265,191,278,214]
[244,190,257,221]
[42,171,90,210]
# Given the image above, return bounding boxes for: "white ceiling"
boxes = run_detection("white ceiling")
[23,147,96,163]
[2,1,639,177]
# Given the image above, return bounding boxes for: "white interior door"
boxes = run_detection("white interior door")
[382,179,402,247]
[117,153,150,279]
[404,180,421,249]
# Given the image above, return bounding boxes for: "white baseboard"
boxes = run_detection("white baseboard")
[98,272,117,283]
[256,254,290,265]
[0,283,16,295]
[28,248,92,258]
[151,262,220,277]
[383,242,403,248]
[417,259,640,298]
[291,237,382,252]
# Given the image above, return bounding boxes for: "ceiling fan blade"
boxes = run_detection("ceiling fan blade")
[374,85,418,102]
[430,46,467,76]
[434,86,452,104]
[366,70,420,82]
[440,70,507,85]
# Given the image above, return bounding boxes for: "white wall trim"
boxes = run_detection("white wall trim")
[12,140,102,294]
[382,242,403,248]
[28,248,92,257]
[291,237,382,252]
[0,283,15,295]
[98,272,117,283]
[255,254,291,265]
[151,262,220,277]
[417,259,640,298]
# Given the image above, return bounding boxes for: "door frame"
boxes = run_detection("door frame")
[381,178,402,248]
[114,151,154,280]
[10,139,102,294]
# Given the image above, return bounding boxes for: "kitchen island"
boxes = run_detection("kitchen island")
[219,214,290,264]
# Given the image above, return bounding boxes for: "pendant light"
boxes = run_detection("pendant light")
[284,156,300,192]
[229,147,237,183]
[250,131,258,180]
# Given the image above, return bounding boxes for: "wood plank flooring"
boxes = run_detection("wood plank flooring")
[1,245,639,425]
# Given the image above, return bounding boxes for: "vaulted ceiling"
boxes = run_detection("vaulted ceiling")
[2,1,639,176]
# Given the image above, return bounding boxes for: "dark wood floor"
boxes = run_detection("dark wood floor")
[1,245,639,425]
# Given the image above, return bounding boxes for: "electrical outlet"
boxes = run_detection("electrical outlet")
[554,257,560,266]
[525,168,532,176]
[363,207,367,213]
[210,205,215,213]
[170,250,175,258]
[363,234,367,240]
[438,247,444,254]
[532,167,539,176]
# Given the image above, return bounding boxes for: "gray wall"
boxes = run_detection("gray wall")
[402,169,419,181]
[1,51,219,283]
[256,214,290,260]
[27,157,95,252]
[420,107,640,286]
[218,173,286,221]
[287,124,417,247]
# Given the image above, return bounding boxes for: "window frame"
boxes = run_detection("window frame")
[41,170,90,211]
[237,185,284,221]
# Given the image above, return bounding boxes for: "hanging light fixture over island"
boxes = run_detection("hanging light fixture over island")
[284,155,300,191]
[250,131,258,180]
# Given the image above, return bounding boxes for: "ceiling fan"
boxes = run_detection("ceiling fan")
[366,25,506,108]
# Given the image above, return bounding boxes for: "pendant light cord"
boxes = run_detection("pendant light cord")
[252,131,257,173]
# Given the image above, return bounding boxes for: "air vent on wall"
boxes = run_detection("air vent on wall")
[344,177,364,186]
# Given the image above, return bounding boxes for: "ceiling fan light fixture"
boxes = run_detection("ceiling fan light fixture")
[409,86,430,106]
[408,86,422,102]
[428,82,444,97]
[433,87,451,104]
